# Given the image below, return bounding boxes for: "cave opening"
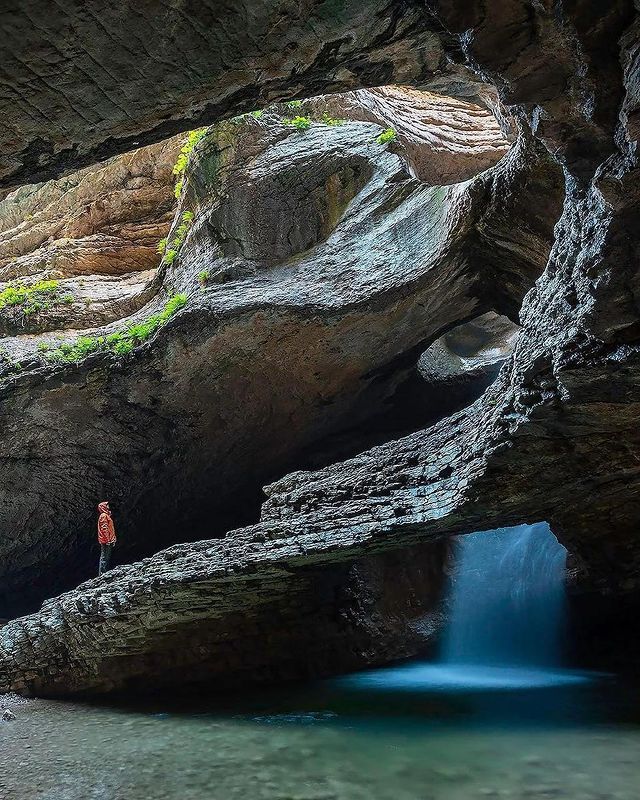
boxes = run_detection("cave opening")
[0,83,528,619]
[345,521,587,693]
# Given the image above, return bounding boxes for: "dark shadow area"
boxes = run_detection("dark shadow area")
[565,589,640,673]
[0,313,517,619]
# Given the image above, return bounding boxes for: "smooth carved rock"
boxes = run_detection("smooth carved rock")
[320,86,514,184]
[0,2,638,696]
[0,1,470,191]
[0,91,562,617]
[417,312,519,388]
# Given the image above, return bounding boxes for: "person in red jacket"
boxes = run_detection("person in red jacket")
[97,501,117,575]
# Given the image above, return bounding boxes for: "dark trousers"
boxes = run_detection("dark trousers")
[99,543,115,575]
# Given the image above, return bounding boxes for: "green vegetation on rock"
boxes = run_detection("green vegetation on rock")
[321,111,344,126]
[0,280,74,321]
[377,128,397,145]
[45,294,187,364]
[172,128,208,199]
[160,210,195,267]
[284,116,312,131]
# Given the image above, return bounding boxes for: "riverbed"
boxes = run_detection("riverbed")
[1,662,638,800]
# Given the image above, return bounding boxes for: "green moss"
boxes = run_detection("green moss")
[198,270,210,285]
[321,111,344,126]
[0,280,74,320]
[45,294,188,365]
[160,210,196,267]
[285,100,303,109]
[0,280,58,310]
[172,128,208,198]
[284,116,312,131]
[377,128,397,144]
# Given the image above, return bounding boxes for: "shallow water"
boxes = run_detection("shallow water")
[1,662,639,800]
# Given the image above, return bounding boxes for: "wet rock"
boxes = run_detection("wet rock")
[0,2,638,696]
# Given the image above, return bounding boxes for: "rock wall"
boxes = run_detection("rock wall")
[0,539,450,696]
[0,1,484,191]
[0,91,560,616]
[0,136,181,336]
[0,1,639,695]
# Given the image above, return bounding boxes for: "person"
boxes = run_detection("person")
[97,501,117,575]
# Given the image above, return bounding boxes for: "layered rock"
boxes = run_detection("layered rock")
[0,136,181,336]
[0,91,560,617]
[0,2,638,697]
[0,136,180,278]
[319,86,514,184]
[0,539,450,696]
[0,1,632,191]
[0,0,484,191]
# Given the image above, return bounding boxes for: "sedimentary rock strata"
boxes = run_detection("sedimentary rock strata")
[0,1,477,191]
[0,1,638,697]
[0,136,181,336]
[319,86,513,184]
[0,90,561,617]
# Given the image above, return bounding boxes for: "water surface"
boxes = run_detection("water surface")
[1,665,639,800]
[2,523,636,799]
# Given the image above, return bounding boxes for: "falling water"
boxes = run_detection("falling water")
[443,522,567,667]
[343,521,591,691]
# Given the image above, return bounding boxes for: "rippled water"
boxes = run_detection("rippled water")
[1,664,639,800]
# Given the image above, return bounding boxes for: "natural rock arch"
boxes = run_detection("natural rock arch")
[1,2,640,695]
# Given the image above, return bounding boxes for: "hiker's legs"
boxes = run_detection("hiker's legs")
[99,544,113,575]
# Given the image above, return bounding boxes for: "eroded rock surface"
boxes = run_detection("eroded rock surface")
[0,2,638,697]
[0,1,479,191]
[0,136,181,336]
[0,540,449,696]
[320,86,513,184]
[0,91,559,616]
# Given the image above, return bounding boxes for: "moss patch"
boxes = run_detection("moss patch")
[45,294,187,364]
[0,280,73,321]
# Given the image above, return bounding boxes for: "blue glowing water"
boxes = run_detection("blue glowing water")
[444,522,567,667]
[343,522,591,693]
[4,523,634,800]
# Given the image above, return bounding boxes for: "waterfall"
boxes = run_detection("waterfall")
[342,521,591,691]
[442,522,567,668]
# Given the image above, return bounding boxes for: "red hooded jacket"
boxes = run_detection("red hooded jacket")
[97,502,116,545]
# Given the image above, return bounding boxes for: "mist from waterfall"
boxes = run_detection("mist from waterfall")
[443,522,567,668]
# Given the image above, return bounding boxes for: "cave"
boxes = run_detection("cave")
[1,3,640,796]
[1,85,549,616]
